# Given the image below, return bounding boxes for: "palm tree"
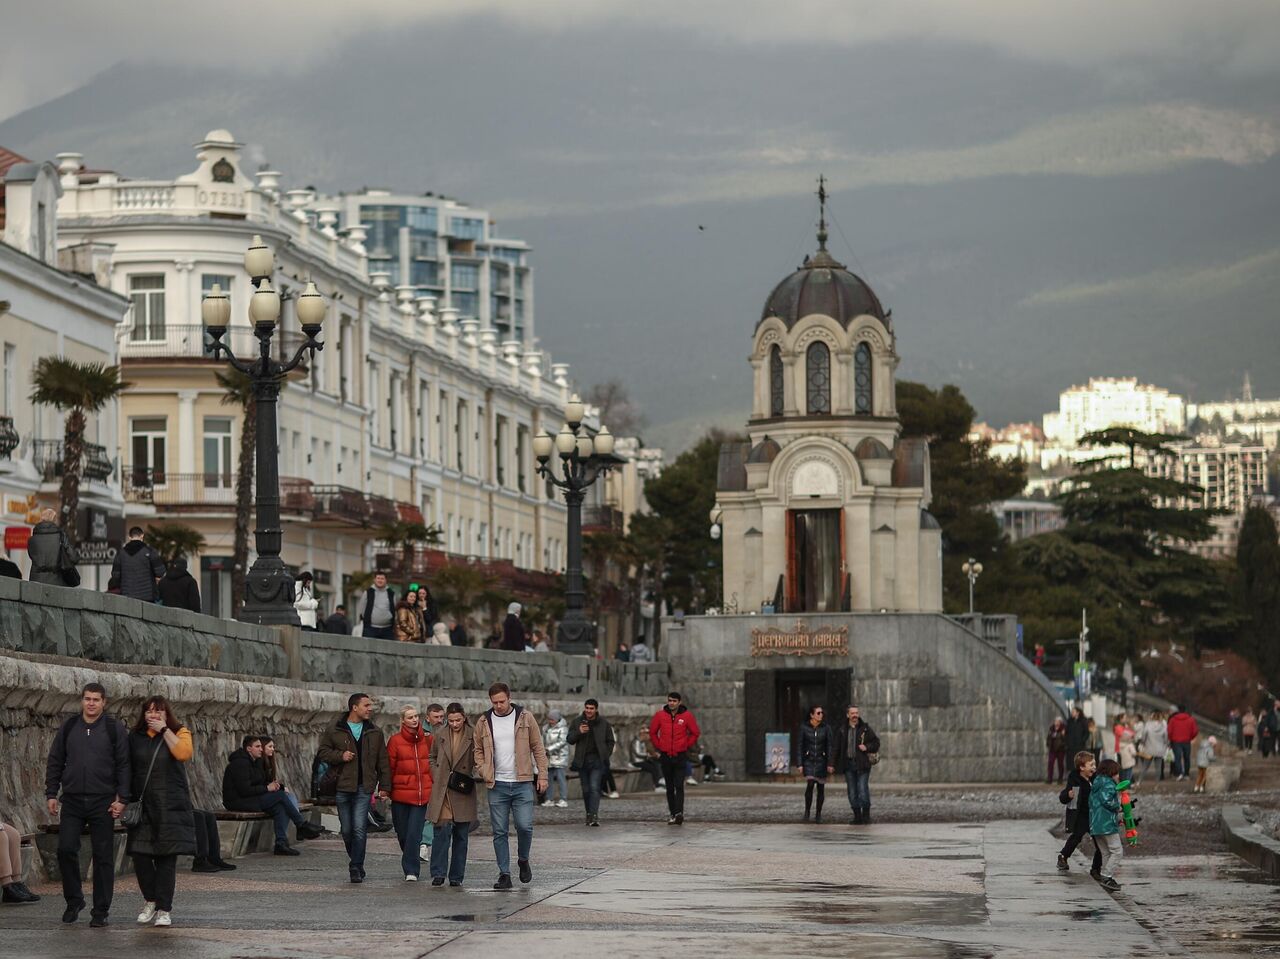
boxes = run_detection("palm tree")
[29,357,129,545]
[217,369,255,616]
[145,521,207,566]
[375,519,443,577]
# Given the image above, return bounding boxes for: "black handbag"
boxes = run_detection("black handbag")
[447,771,475,795]
[123,738,164,828]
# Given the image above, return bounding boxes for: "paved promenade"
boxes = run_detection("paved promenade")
[8,808,1274,959]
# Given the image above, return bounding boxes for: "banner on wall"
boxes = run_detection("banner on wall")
[764,732,790,774]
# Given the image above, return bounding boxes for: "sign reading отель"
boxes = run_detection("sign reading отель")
[750,620,849,657]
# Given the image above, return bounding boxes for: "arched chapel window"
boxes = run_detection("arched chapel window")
[769,345,784,417]
[854,342,873,414]
[806,341,831,415]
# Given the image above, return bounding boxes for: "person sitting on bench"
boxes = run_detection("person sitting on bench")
[221,735,321,856]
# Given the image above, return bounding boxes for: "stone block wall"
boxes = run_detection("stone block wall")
[664,612,1067,783]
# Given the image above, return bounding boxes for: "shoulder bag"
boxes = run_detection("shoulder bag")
[122,737,164,828]
[862,728,880,766]
[447,771,476,795]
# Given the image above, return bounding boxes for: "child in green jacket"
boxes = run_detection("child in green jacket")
[1088,758,1123,891]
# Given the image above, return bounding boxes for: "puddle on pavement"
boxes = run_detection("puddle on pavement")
[1067,909,1105,921]
[442,914,478,922]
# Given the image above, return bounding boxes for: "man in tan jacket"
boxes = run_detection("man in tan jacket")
[473,682,548,889]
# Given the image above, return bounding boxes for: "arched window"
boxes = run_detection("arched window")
[769,345,784,417]
[806,341,831,415]
[854,342,873,414]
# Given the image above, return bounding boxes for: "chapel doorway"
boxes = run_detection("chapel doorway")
[786,508,845,612]
[743,667,853,775]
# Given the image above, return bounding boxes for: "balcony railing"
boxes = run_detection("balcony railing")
[124,468,313,512]
[34,440,114,483]
[582,505,625,533]
[120,324,309,362]
[0,416,18,460]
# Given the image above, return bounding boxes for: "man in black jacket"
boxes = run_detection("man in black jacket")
[323,604,351,635]
[833,705,880,825]
[567,699,616,827]
[1057,751,1103,875]
[44,682,130,926]
[157,557,202,612]
[111,527,165,602]
[221,736,319,855]
[1064,707,1089,760]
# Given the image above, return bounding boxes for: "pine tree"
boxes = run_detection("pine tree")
[1236,506,1280,685]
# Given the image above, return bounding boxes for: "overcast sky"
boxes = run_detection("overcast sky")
[5,3,1279,449]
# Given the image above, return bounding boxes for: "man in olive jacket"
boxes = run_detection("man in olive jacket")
[316,692,391,883]
[566,698,615,827]
[473,682,548,889]
[833,705,880,825]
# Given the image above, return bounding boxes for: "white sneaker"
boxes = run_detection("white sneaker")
[153,910,171,928]
[607,791,621,799]
[654,786,666,793]
[137,902,157,924]
[405,874,418,882]
[656,779,665,787]
[419,843,430,862]
[685,777,698,785]
[556,799,568,808]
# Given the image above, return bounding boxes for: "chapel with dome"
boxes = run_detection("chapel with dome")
[714,184,942,614]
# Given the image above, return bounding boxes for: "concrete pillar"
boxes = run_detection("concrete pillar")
[178,390,197,473]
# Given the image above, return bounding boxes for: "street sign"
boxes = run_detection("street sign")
[4,526,30,551]
[77,540,117,565]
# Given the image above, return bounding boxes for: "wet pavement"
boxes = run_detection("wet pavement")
[3,790,1277,958]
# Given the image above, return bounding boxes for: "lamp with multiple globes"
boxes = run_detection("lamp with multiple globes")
[961,557,983,616]
[534,393,626,655]
[201,236,326,625]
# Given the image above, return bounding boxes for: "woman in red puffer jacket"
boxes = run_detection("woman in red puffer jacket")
[386,705,434,881]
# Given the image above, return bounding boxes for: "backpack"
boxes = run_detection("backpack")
[59,714,119,756]
[311,752,339,802]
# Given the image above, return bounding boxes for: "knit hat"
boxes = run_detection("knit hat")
[508,602,522,616]
[549,709,562,722]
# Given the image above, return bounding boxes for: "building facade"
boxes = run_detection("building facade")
[0,151,130,585]
[1042,376,1186,462]
[49,130,575,619]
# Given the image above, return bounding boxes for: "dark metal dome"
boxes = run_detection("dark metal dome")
[759,247,886,330]
[746,435,782,465]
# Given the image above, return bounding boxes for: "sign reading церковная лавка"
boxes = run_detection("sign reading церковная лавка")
[750,621,849,657]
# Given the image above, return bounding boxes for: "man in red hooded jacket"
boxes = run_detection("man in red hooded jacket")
[1166,705,1199,781]
[649,692,701,825]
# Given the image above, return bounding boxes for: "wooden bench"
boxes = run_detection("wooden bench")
[214,803,315,857]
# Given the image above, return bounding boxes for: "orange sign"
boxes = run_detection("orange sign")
[4,526,31,551]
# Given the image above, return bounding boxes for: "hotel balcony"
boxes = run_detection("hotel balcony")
[119,325,309,364]
[582,504,625,533]
[34,440,114,483]
[123,468,314,515]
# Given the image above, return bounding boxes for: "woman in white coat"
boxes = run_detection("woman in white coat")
[293,571,319,630]
[428,622,451,646]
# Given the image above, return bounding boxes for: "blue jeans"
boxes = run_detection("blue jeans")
[335,788,372,872]
[845,767,871,812]
[579,759,605,816]
[257,790,303,845]
[546,766,568,803]
[429,820,470,883]
[1171,741,1192,778]
[487,780,535,876]
[391,802,428,878]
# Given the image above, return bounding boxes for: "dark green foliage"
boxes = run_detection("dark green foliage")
[1236,506,1280,686]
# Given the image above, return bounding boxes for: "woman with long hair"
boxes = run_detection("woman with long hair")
[427,703,477,886]
[127,696,196,928]
[395,590,424,643]
[387,705,434,881]
[796,705,834,823]
[260,736,304,818]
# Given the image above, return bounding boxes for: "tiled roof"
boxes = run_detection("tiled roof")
[0,145,29,178]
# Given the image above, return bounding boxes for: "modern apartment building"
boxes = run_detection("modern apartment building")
[48,130,574,618]
[1042,376,1186,457]
[321,189,532,345]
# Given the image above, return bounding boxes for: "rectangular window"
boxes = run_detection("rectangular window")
[2,343,14,415]
[362,205,404,260]
[407,206,438,232]
[410,235,438,259]
[411,260,438,287]
[129,275,166,341]
[491,247,524,266]
[130,417,167,486]
[448,217,485,241]
[456,400,467,472]
[450,263,479,289]
[202,417,233,489]
[452,291,478,317]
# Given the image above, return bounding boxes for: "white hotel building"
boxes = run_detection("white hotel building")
[46,130,576,616]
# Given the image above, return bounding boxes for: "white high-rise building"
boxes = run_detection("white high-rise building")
[1042,377,1186,449]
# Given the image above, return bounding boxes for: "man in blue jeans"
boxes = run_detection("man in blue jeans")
[222,735,320,855]
[317,693,391,883]
[566,698,616,827]
[834,705,880,825]
[473,682,549,889]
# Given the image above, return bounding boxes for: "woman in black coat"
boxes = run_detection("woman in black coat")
[126,696,196,927]
[795,705,835,823]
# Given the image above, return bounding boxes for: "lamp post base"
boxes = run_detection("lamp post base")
[238,557,302,627]
[556,617,596,657]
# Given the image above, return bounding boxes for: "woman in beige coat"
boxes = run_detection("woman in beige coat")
[427,703,477,886]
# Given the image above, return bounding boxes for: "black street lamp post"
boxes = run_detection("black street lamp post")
[533,395,621,656]
[201,235,326,626]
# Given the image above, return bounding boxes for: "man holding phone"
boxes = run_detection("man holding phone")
[567,699,616,827]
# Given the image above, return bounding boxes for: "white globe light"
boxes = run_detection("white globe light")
[244,234,274,278]
[564,393,585,427]
[532,431,554,460]
[296,280,326,327]
[555,424,576,456]
[576,435,594,459]
[594,425,615,456]
[201,283,231,328]
[249,279,281,326]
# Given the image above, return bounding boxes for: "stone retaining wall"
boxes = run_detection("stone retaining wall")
[664,612,1067,783]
